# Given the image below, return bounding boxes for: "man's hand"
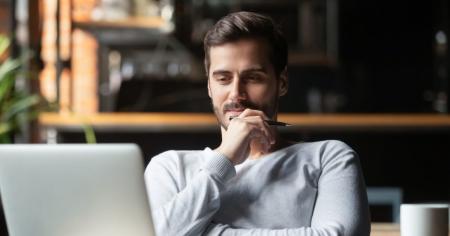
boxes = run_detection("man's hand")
[216,109,276,165]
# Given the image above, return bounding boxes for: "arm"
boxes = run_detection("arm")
[145,150,236,236]
[310,141,370,236]
[204,223,343,236]
[203,141,370,236]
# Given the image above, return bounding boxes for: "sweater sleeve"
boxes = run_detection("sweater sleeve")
[203,223,344,236]
[144,150,236,236]
[310,141,370,236]
[203,141,370,236]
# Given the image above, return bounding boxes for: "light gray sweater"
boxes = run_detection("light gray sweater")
[144,140,370,236]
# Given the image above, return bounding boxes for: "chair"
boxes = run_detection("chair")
[367,187,403,223]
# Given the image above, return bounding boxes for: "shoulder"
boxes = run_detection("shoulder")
[296,139,354,156]
[292,139,352,152]
[299,140,361,183]
[288,140,358,170]
[314,140,355,159]
[287,140,354,158]
[315,140,357,165]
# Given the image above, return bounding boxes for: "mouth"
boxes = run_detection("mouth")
[225,109,245,119]
[223,101,254,121]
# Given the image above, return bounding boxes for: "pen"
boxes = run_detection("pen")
[264,120,292,126]
[229,117,291,126]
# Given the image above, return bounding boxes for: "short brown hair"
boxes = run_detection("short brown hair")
[203,11,287,77]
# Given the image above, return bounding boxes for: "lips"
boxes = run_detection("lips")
[224,108,243,116]
[223,102,254,118]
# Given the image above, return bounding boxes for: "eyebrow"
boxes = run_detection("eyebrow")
[211,70,232,77]
[211,67,268,77]
[240,67,268,75]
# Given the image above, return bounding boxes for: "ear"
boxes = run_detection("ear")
[278,67,288,96]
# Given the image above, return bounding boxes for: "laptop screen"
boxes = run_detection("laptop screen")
[0,144,155,236]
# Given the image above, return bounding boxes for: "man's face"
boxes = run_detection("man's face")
[207,38,287,129]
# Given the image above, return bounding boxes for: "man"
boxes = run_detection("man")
[145,11,370,236]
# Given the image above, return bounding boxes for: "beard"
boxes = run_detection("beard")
[211,97,279,130]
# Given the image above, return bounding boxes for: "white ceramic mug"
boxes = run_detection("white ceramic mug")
[400,204,449,236]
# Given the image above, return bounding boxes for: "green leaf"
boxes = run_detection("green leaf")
[2,95,40,121]
[0,35,10,57]
[0,73,15,104]
[0,35,46,143]
[0,121,13,143]
[0,122,12,135]
[0,134,11,143]
[82,123,97,144]
[0,58,22,83]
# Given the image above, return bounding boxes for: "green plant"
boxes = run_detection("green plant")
[0,35,41,143]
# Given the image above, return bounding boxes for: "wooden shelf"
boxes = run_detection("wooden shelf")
[38,112,450,132]
[279,113,450,130]
[39,112,217,132]
[73,16,167,29]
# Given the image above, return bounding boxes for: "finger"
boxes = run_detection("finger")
[238,108,270,120]
[229,115,275,146]
[238,110,275,143]
[243,116,275,144]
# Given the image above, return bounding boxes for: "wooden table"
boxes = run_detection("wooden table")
[371,223,450,236]
[372,223,400,236]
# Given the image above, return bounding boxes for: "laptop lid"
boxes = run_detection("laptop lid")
[0,144,155,236]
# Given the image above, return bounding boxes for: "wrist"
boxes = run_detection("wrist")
[203,149,236,182]
[216,146,240,165]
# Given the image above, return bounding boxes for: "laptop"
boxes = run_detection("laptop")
[0,144,155,236]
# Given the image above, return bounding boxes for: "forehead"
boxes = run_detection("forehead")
[208,38,272,72]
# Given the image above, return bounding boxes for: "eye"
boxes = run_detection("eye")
[244,74,263,83]
[215,76,231,84]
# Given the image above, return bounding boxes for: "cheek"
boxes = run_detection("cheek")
[209,85,227,105]
[248,85,275,101]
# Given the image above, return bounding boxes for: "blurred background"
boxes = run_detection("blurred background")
[0,0,449,232]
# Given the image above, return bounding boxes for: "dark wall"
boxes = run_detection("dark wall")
[339,0,434,112]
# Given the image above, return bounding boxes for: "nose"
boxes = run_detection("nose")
[229,77,246,101]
